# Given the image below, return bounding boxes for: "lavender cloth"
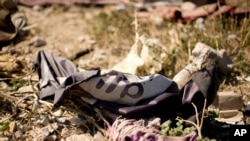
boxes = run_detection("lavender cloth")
[33,50,219,121]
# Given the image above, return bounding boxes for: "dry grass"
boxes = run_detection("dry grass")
[86,7,250,79]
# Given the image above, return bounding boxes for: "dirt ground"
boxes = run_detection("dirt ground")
[1,1,250,140]
[10,4,135,70]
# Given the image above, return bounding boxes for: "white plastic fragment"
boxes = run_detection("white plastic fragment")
[111,35,167,75]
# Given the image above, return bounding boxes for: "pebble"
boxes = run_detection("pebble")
[14,131,23,139]
[194,18,205,31]
[17,85,34,93]
[36,115,50,126]
[227,34,237,40]
[29,36,46,47]
[181,1,196,11]
[0,81,9,90]
[9,121,17,133]
[244,75,250,82]
[61,128,70,137]
[52,109,63,117]
[33,5,44,11]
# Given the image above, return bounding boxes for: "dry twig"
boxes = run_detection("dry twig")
[176,99,207,140]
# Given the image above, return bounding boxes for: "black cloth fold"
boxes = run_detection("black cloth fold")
[34,50,219,121]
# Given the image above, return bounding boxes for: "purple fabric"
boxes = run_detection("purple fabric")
[108,118,197,141]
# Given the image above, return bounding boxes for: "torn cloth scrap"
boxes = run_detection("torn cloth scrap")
[33,50,219,121]
[108,118,197,141]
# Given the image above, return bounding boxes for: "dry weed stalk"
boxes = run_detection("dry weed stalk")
[176,98,207,140]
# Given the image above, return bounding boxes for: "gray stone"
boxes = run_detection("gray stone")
[36,115,50,126]
[8,121,17,133]
[212,91,244,110]
[14,131,23,139]
[227,34,237,40]
[29,36,46,47]
[192,42,218,70]
[215,110,244,125]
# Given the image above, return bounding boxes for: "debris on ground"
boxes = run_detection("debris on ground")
[0,0,250,141]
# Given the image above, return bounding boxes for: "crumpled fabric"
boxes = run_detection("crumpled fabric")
[0,8,17,47]
[107,117,197,141]
[178,66,219,120]
[33,50,219,121]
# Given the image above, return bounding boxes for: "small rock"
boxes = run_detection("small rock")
[212,91,244,110]
[245,101,250,111]
[181,2,196,11]
[17,85,35,93]
[14,131,23,139]
[243,101,250,116]
[37,115,50,126]
[215,110,244,125]
[243,75,250,82]
[47,123,59,133]
[194,18,205,31]
[219,110,239,118]
[17,124,28,132]
[77,35,95,43]
[39,127,50,137]
[9,121,17,133]
[55,119,71,125]
[192,42,218,69]
[0,81,10,90]
[52,109,63,116]
[150,16,163,26]
[61,128,71,138]
[68,117,85,126]
[33,5,44,11]
[29,36,46,47]
[227,34,237,40]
